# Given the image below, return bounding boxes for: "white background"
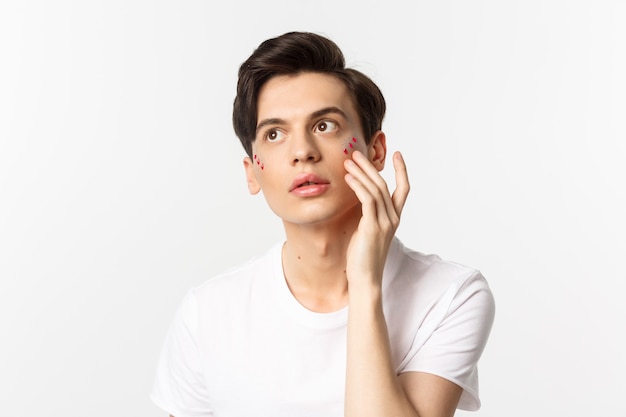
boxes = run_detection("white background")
[1,1,624,416]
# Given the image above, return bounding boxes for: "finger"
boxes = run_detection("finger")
[344,155,393,224]
[349,151,399,223]
[391,151,410,216]
[344,172,379,223]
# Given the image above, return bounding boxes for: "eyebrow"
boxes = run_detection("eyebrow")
[256,117,285,134]
[255,106,348,134]
[310,106,347,120]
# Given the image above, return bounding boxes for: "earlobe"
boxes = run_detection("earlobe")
[369,131,387,171]
[243,156,261,195]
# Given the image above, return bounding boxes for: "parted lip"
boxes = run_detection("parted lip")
[289,173,330,192]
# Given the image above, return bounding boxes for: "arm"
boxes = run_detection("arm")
[344,149,462,417]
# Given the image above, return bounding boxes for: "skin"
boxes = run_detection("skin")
[173,71,463,416]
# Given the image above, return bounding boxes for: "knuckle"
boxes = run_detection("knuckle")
[361,194,375,205]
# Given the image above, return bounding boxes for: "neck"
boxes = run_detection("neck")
[280,206,361,313]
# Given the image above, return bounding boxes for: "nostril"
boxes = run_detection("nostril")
[292,147,321,164]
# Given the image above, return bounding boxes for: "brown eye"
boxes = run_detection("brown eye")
[265,129,285,142]
[315,120,338,133]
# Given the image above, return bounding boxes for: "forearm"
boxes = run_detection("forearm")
[345,283,419,417]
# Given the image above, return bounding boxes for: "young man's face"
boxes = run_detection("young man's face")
[244,71,385,228]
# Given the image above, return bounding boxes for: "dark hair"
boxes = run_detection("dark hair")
[232,31,386,157]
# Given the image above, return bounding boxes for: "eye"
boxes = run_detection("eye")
[315,120,339,133]
[265,129,285,142]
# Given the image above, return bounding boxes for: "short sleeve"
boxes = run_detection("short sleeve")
[151,290,213,417]
[401,272,495,411]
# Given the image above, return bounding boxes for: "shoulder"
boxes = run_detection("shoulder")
[383,238,495,334]
[387,238,492,298]
[168,243,283,339]
[191,241,283,302]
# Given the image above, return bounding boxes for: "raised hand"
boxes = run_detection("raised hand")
[343,149,410,289]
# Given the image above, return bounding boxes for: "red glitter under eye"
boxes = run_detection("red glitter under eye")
[343,137,358,154]
[254,154,264,169]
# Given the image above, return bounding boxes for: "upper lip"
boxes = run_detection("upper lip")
[289,173,330,191]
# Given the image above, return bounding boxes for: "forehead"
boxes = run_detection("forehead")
[257,72,356,120]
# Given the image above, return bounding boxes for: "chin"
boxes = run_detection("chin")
[276,201,361,228]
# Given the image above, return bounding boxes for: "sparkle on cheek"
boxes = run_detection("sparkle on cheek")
[342,137,359,155]
[253,154,265,170]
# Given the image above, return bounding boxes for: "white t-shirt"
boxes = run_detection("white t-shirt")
[151,237,495,417]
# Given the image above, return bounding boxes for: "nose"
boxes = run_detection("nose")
[291,131,321,165]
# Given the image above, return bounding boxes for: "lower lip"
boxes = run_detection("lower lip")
[290,183,330,197]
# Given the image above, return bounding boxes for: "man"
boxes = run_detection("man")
[151,31,495,417]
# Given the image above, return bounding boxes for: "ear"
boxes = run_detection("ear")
[368,130,387,171]
[243,156,261,195]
